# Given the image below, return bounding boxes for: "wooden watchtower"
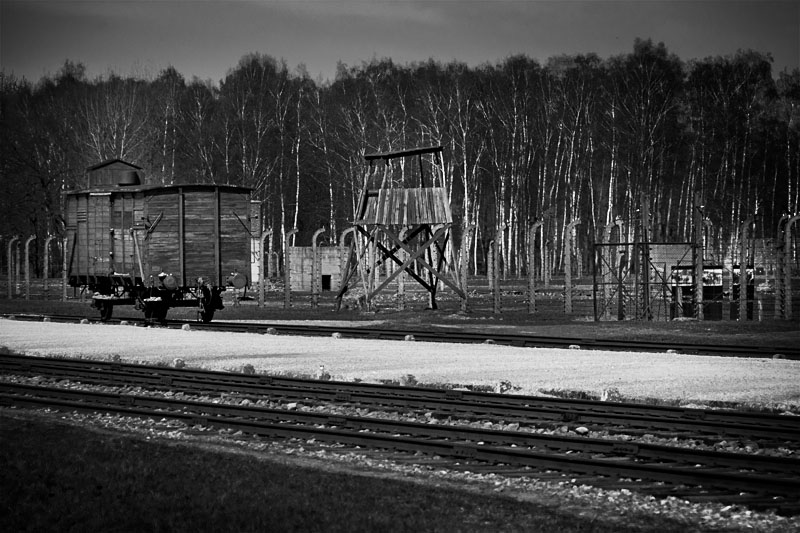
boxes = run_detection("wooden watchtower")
[335,145,465,310]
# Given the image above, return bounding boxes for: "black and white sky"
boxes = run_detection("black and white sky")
[1,0,798,84]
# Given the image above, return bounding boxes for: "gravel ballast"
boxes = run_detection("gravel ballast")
[2,318,799,406]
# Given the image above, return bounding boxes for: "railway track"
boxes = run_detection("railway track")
[2,354,799,514]
[4,312,799,359]
[2,353,798,443]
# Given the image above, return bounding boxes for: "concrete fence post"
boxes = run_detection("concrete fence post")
[258,228,273,307]
[24,235,36,300]
[62,237,68,301]
[564,219,581,314]
[7,236,19,299]
[14,237,21,296]
[338,227,356,294]
[44,235,56,298]
[774,215,789,319]
[738,217,753,321]
[487,240,495,292]
[693,194,706,321]
[461,225,476,313]
[311,227,326,309]
[284,228,298,309]
[493,225,506,314]
[528,220,543,314]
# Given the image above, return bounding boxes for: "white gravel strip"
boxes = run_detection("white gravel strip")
[2,318,799,405]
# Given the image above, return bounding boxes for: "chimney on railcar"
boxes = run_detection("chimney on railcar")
[85,159,144,189]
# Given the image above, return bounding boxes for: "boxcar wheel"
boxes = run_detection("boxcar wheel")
[144,304,168,325]
[200,307,215,323]
[155,307,168,324]
[99,302,113,322]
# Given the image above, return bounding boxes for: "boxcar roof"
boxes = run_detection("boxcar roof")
[64,183,251,195]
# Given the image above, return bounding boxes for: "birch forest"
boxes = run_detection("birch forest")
[2,39,799,276]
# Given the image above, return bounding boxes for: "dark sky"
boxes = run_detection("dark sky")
[1,0,798,84]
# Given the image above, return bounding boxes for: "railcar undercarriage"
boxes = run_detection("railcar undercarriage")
[71,274,228,323]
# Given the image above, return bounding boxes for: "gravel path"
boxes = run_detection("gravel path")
[2,318,798,406]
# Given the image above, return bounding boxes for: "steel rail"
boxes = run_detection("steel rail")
[2,382,800,506]
[3,313,798,359]
[2,353,798,443]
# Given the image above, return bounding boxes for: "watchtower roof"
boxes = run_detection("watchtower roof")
[355,187,452,226]
[364,145,443,162]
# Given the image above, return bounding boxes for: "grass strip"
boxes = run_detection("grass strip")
[0,412,693,532]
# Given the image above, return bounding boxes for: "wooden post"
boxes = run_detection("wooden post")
[426,224,441,310]
[397,227,408,310]
[284,228,298,309]
[7,236,19,299]
[693,193,705,321]
[738,217,753,321]
[528,221,543,314]
[564,219,581,314]
[24,235,36,300]
[311,227,325,309]
[364,227,381,311]
[258,228,273,308]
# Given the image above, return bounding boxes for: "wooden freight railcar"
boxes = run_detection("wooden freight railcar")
[65,160,252,322]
